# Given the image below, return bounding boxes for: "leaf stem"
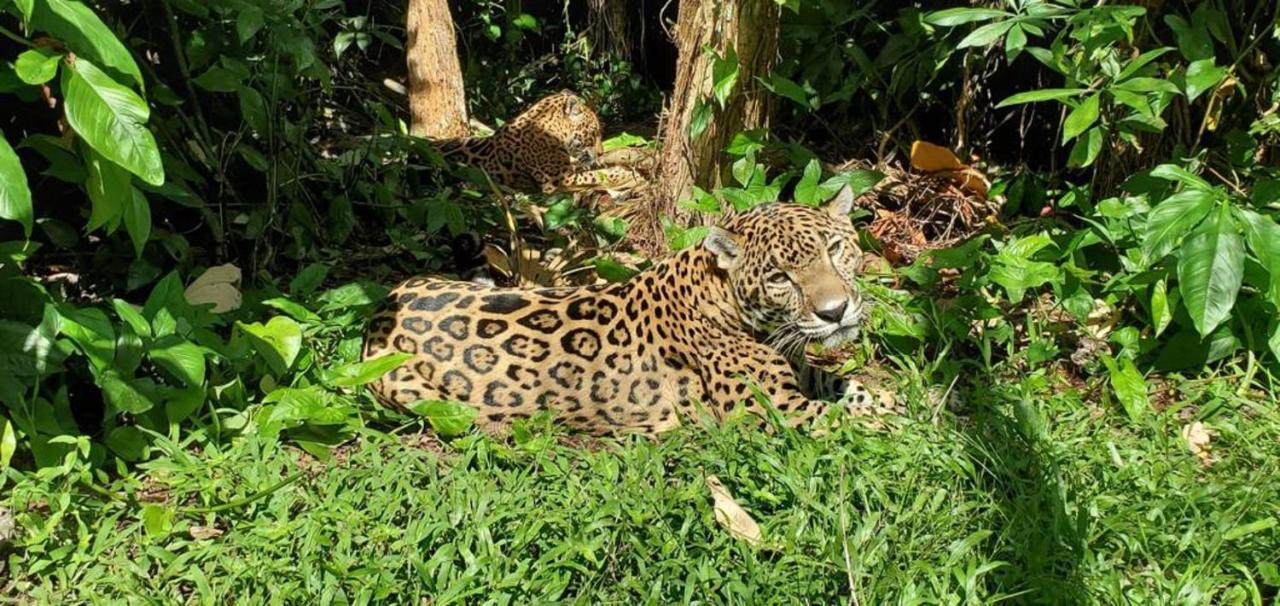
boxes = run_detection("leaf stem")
[0,24,35,48]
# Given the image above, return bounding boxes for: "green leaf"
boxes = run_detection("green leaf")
[140,503,174,536]
[762,74,811,108]
[1237,209,1280,308]
[236,5,265,42]
[710,47,738,109]
[100,370,154,414]
[823,169,885,196]
[1150,164,1212,190]
[59,305,115,370]
[0,419,15,471]
[148,335,206,387]
[261,297,321,323]
[1115,47,1174,81]
[1062,93,1100,143]
[1223,518,1277,541]
[105,425,147,461]
[192,66,241,93]
[122,187,150,257]
[13,0,34,21]
[1184,58,1226,102]
[793,159,822,205]
[689,98,712,140]
[1066,126,1103,168]
[14,48,61,85]
[83,147,130,232]
[1141,189,1215,263]
[602,132,649,151]
[0,134,33,237]
[957,20,1015,49]
[63,58,164,186]
[237,317,303,375]
[112,299,151,338]
[1112,77,1179,94]
[1150,278,1175,337]
[290,263,330,295]
[996,88,1087,108]
[1177,206,1244,337]
[925,8,1011,26]
[1101,355,1148,424]
[31,0,143,88]
[323,352,414,388]
[407,399,477,438]
[1004,24,1027,59]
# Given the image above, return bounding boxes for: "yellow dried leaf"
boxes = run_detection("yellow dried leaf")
[910,140,965,173]
[1181,421,1215,465]
[184,264,242,313]
[188,525,224,540]
[705,475,762,547]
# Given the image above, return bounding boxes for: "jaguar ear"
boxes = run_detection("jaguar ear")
[703,226,743,270]
[824,185,855,220]
[563,94,583,117]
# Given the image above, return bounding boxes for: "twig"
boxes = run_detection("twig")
[182,470,307,514]
[837,465,860,606]
[0,24,35,48]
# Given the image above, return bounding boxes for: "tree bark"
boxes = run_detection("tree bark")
[587,0,631,60]
[651,0,780,228]
[406,0,469,140]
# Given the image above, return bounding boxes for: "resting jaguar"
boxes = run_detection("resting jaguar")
[363,187,893,435]
[442,90,645,195]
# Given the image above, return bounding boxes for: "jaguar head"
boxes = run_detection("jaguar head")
[703,186,866,348]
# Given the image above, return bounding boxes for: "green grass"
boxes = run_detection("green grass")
[3,367,1279,604]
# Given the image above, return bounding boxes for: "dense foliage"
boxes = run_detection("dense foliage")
[1,0,1278,601]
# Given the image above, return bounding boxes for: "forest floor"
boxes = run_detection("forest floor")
[6,360,1279,603]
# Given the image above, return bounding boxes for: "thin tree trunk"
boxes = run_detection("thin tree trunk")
[587,0,631,60]
[651,0,779,229]
[406,0,469,140]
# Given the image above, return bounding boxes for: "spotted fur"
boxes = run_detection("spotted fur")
[363,189,894,435]
[444,90,645,195]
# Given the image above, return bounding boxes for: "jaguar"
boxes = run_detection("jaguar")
[363,187,894,435]
[443,90,645,195]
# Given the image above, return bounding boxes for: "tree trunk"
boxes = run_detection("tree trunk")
[651,0,780,229]
[406,0,469,140]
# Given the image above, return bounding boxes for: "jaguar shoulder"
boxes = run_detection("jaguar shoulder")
[363,187,900,435]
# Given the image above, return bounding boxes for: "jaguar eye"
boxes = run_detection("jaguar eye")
[767,272,790,285]
[828,240,844,257]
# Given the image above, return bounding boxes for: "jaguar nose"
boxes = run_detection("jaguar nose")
[815,299,848,324]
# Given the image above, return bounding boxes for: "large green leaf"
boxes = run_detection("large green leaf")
[1062,93,1100,143]
[924,8,1011,26]
[793,159,822,205]
[957,20,1015,49]
[1237,209,1280,309]
[0,133,32,237]
[322,352,414,388]
[407,399,477,438]
[1101,355,1148,424]
[237,316,303,375]
[58,305,115,371]
[1177,206,1244,337]
[83,146,130,232]
[14,48,61,85]
[148,335,206,387]
[0,420,15,470]
[63,58,164,186]
[100,370,155,414]
[1141,188,1215,264]
[31,0,143,88]
[122,187,151,257]
[995,88,1087,108]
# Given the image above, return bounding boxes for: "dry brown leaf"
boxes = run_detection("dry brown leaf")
[910,140,966,172]
[1181,422,1215,465]
[0,506,14,543]
[705,475,763,547]
[188,525,224,540]
[184,264,242,313]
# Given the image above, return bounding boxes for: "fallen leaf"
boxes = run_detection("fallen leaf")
[1181,421,1215,465]
[188,525,224,540]
[184,264,242,313]
[910,140,966,172]
[705,475,763,547]
[910,140,991,198]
